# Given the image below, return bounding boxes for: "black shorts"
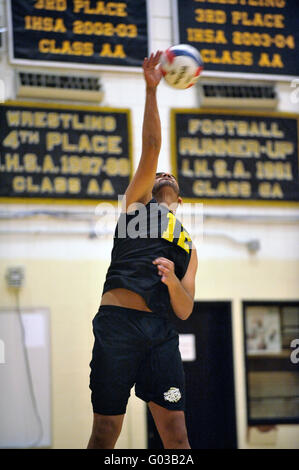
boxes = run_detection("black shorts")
[89,305,185,415]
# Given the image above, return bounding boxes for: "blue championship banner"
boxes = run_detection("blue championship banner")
[173,0,299,79]
[171,109,299,205]
[8,0,148,69]
[0,102,132,203]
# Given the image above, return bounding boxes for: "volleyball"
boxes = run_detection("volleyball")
[160,44,204,90]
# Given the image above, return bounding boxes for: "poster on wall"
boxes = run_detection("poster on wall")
[0,102,132,203]
[7,0,149,70]
[245,306,282,355]
[171,109,299,205]
[172,0,299,80]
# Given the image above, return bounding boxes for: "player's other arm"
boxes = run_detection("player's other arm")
[124,51,163,211]
[153,248,198,320]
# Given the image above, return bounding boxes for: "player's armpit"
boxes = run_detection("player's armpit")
[123,165,155,211]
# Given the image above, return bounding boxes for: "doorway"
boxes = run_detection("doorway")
[147,301,237,449]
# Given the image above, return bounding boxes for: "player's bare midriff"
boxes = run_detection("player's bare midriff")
[101,289,152,312]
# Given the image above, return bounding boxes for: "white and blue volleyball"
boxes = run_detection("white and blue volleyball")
[160,44,204,90]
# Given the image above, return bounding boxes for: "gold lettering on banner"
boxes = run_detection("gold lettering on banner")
[187,119,284,137]
[46,133,122,154]
[60,155,105,176]
[42,154,59,173]
[48,113,60,128]
[194,1,286,9]
[102,179,115,195]
[264,141,294,159]
[256,161,293,180]
[73,21,138,38]
[118,158,130,176]
[1,104,130,201]
[258,52,284,68]
[25,16,67,33]
[13,176,25,192]
[181,158,213,177]
[194,0,238,2]
[192,180,252,198]
[34,0,67,11]
[6,111,118,132]
[73,1,128,17]
[67,156,80,174]
[176,94,298,200]
[99,43,126,58]
[6,111,21,127]
[62,154,127,176]
[46,132,61,151]
[87,178,101,194]
[179,137,261,158]
[34,112,47,128]
[258,182,283,198]
[3,130,40,149]
[23,153,41,173]
[3,131,20,149]
[231,11,285,28]
[68,178,81,194]
[232,31,295,49]
[55,177,68,194]
[40,177,53,192]
[12,176,81,194]
[86,178,114,195]
[233,160,251,179]
[39,39,94,56]
[27,177,40,193]
[4,153,22,172]
[195,9,226,24]
[181,159,194,177]
[187,28,227,44]
[200,49,253,65]
[248,1,286,7]
[213,159,231,178]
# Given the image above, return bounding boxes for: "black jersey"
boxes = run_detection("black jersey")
[102,198,193,316]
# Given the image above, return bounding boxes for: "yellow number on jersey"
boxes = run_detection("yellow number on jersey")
[162,212,176,243]
[162,212,191,253]
[178,230,191,254]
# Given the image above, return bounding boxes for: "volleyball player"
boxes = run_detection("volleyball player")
[87,51,198,449]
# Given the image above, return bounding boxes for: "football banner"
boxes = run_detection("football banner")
[171,109,299,205]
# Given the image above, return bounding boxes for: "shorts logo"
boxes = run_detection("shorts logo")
[163,387,181,403]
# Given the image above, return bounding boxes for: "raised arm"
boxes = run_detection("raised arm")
[124,51,163,211]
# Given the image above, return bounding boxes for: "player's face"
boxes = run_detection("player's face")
[152,172,180,197]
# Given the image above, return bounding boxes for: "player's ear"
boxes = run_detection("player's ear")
[178,196,182,205]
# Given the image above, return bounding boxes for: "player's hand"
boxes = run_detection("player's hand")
[152,257,178,287]
[143,51,163,89]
